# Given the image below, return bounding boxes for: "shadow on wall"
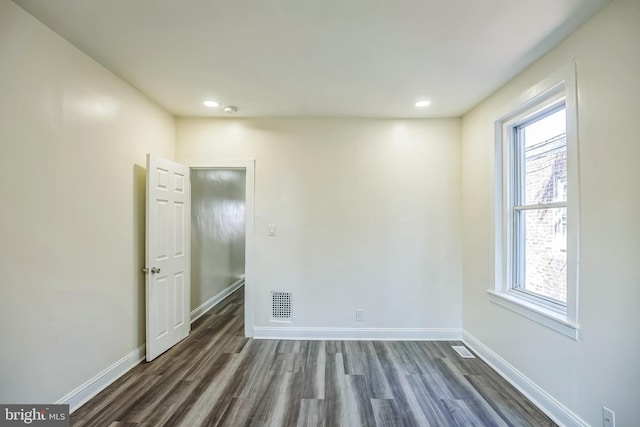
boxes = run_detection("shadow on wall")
[133,164,146,345]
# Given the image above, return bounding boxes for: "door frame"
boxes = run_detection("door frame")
[189,158,255,338]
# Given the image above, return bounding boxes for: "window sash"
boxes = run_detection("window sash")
[509,103,567,308]
[514,201,566,210]
[510,287,566,314]
[511,206,568,306]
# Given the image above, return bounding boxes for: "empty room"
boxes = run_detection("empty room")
[0,0,638,426]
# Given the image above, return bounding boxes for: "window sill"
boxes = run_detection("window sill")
[487,290,579,340]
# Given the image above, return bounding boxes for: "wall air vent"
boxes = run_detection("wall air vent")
[271,291,292,321]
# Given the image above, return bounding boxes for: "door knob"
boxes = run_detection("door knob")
[142,267,161,274]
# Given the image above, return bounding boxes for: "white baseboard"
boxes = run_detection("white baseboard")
[56,345,145,413]
[190,279,245,323]
[462,330,588,427]
[253,327,461,341]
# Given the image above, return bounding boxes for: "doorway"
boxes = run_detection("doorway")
[188,160,255,337]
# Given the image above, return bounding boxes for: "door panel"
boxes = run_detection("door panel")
[145,154,190,361]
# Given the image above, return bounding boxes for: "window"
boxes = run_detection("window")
[490,63,580,339]
[513,106,567,307]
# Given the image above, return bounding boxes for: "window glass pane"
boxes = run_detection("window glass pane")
[522,109,567,205]
[520,207,567,302]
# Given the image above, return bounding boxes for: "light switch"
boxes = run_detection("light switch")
[268,224,277,236]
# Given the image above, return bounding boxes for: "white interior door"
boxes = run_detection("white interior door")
[145,154,191,361]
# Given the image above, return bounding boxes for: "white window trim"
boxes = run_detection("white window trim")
[491,62,580,340]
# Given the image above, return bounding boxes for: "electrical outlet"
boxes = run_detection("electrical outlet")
[602,407,615,427]
[355,309,364,322]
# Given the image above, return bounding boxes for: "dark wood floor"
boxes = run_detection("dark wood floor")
[71,288,555,426]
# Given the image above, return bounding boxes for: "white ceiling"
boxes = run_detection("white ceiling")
[13,0,609,118]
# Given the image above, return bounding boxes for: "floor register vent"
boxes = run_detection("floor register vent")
[452,345,476,359]
[271,291,292,321]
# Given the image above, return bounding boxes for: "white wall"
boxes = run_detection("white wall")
[461,0,640,425]
[0,0,174,404]
[177,118,462,336]
[191,168,246,310]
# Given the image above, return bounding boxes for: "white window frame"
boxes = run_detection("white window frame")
[511,99,567,311]
[489,62,580,340]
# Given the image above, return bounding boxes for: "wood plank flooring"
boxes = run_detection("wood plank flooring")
[71,288,556,426]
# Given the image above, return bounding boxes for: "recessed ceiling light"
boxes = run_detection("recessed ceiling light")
[224,106,238,113]
[415,100,431,108]
[203,100,219,108]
